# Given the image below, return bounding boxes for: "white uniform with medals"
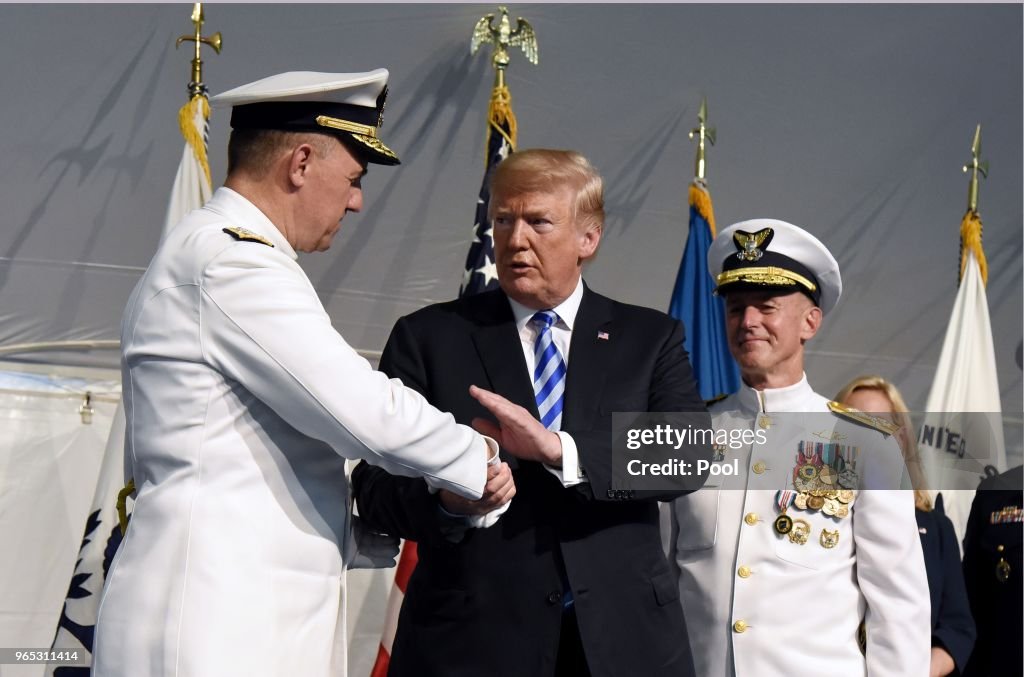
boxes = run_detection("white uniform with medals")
[669,375,930,676]
[93,187,488,677]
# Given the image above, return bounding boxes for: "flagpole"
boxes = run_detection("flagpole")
[668,97,739,403]
[919,123,1005,546]
[459,6,538,296]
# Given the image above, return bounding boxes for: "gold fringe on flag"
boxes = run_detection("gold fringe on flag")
[487,85,517,155]
[178,94,212,189]
[689,180,717,237]
[959,210,988,286]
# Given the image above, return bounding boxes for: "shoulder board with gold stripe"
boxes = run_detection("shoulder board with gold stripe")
[827,401,899,436]
[223,226,274,247]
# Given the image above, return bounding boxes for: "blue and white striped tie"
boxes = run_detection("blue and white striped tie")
[532,310,566,431]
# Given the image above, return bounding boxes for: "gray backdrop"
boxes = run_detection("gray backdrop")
[0,4,1020,448]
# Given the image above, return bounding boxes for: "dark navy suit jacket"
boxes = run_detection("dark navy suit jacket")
[353,286,711,677]
[917,493,976,674]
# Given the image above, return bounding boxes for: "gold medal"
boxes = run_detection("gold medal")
[996,558,1011,583]
[807,495,826,511]
[836,504,850,519]
[774,514,794,535]
[996,545,1011,583]
[818,466,837,485]
[788,519,811,545]
[794,493,809,510]
[774,490,796,535]
[838,469,858,489]
[820,528,840,549]
[838,489,855,504]
[822,498,839,516]
[798,465,819,481]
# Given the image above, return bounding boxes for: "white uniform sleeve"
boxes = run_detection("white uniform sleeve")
[198,242,487,499]
[854,487,931,676]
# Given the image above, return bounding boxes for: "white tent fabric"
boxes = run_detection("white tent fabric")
[0,5,1019,422]
[0,370,117,675]
[0,4,1020,675]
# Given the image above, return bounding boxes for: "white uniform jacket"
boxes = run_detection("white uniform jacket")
[93,188,489,677]
[669,376,930,676]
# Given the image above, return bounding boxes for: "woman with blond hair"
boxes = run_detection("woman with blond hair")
[837,375,976,677]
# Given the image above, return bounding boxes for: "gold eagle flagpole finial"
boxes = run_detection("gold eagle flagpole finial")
[471,6,538,91]
[688,97,716,183]
[962,123,988,214]
[175,3,222,99]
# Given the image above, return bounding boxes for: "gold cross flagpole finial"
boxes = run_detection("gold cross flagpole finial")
[688,97,716,182]
[175,3,222,99]
[471,6,538,90]
[962,123,988,214]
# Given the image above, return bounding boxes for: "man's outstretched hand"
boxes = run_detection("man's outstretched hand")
[469,385,562,467]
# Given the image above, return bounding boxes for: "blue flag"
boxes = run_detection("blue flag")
[668,180,740,402]
[460,86,515,297]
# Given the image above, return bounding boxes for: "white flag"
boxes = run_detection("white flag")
[47,93,213,671]
[919,211,1006,546]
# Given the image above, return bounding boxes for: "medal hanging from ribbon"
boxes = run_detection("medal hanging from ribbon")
[774,489,795,535]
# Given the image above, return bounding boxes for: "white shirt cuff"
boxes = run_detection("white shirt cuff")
[544,431,588,487]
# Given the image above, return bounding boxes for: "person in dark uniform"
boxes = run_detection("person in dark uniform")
[962,465,1023,677]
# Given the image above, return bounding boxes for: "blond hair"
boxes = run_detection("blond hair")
[835,375,931,511]
[489,148,605,233]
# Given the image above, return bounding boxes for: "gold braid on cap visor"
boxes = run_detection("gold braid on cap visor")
[315,115,399,162]
[716,267,817,293]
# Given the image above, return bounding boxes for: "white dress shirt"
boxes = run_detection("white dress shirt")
[507,277,587,487]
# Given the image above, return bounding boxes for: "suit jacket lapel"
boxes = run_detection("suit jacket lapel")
[470,294,539,418]
[564,285,613,430]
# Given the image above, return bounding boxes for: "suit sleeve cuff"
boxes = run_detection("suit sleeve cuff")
[544,431,588,487]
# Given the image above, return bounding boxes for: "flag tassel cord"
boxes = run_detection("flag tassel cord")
[486,84,517,157]
[959,210,989,287]
[179,95,213,189]
[689,181,717,237]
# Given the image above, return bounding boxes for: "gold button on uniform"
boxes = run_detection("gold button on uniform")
[758,415,772,429]
[753,461,766,474]
[737,565,752,579]
[733,620,748,633]
[744,512,759,526]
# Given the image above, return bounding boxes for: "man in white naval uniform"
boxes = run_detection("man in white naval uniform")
[93,71,515,677]
[668,219,930,676]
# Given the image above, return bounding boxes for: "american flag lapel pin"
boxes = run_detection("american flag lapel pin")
[597,330,609,341]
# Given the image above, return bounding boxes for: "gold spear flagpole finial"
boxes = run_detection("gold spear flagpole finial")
[175,3,222,99]
[471,6,538,90]
[688,97,716,182]
[962,123,988,214]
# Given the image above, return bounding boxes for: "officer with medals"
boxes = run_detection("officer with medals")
[962,465,1023,677]
[93,71,515,677]
[667,219,930,676]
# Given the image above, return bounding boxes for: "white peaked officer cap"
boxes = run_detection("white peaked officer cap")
[708,218,842,316]
[211,69,400,165]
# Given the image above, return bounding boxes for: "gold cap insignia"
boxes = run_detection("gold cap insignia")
[377,86,388,129]
[733,227,774,262]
